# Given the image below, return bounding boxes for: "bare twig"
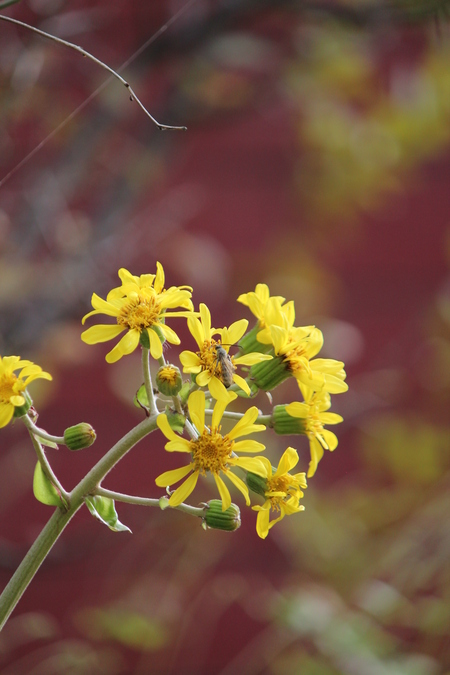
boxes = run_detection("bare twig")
[0,14,187,131]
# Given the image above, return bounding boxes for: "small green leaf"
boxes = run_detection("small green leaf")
[167,412,185,434]
[134,383,149,409]
[85,496,131,533]
[33,461,62,506]
[39,438,59,450]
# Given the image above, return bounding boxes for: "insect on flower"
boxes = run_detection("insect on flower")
[214,344,236,388]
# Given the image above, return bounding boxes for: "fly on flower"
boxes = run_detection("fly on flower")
[213,344,235,388]
[179,303,272,401]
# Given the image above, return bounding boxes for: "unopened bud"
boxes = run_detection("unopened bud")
[156,364,183,396]
[203,499,241,531]
[64,423,96,451]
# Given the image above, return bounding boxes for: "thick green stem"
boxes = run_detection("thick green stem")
[0,413,159,629]
[0,506,78,630]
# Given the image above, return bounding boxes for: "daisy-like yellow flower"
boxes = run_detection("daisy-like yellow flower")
[0,356,52,428]
[81,263,196,363]
[251,446,307,539]
[286,389,343,477]
[237,283,294,333]
[155,390,268,510]
[179,303,272,401]
[269,324,348,394]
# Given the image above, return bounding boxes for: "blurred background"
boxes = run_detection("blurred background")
[0,0,450,673]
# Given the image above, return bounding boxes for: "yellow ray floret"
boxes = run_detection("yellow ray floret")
[155,390,268,510]
[81,263,196,362]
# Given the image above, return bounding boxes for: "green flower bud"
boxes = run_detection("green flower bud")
[272,405,307,435]
[250,356,291,391]
[64,423,96,451]
[202,500,241,531]
[246,472,268,497]
[156,364,183,396]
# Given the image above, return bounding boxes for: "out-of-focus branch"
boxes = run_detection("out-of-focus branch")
[0,14,187,131]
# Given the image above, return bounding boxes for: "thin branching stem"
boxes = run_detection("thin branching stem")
[94,486,205,518]
[0,14,187,131]
[21,414,65,445]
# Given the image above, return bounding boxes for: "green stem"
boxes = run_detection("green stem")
[0,413,159,629]
[94,487,205,518]
[0,506,77,630]
[21,416,64,445]
[142,348,158,417]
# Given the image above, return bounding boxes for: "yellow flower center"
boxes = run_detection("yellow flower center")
[265,474,298,511]
[0,372,19,404]
[159,366,178,385]
[117,294,162,332]
[189,428,234,475]
[282,340,310,377]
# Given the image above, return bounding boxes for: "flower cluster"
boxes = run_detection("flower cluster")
[2,264,347,540]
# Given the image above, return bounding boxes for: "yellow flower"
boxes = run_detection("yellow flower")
[238,284,295,344]
[179,303,272,401]
[286,389,343,477]
[81,263,195,362]
[252,446,307,539]
[269,324,348,394]
[155,390,268,510]
[0,356,52,428]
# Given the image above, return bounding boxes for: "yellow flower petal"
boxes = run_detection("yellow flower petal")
[227,407,265,440]
[233,353,272,366]
[273,447,299,477]
[213,473,232,511]
[155,463,194,487]
[224,319,248,345]
[231,373,251,396]
[0,403,14,428]
[169,471,199,507]
[154,262,165,294]
[232,440,266,454]
[148,328,163,359]
[211,391,237,429]
[157,414,182,442]
[179,350,202,371]
[255,506,270,539]
[196,370,211,387]
[188,390,205,432]
[307,437,324,477]
[225,470,250,506]
[187,316,205,349]
[232,456,267,477]
[208,375,231,402]
[81,324,125,344]
[115,328,140,357]
[157,323,180,345]
[199,304,212,342]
